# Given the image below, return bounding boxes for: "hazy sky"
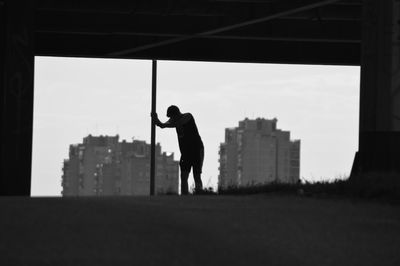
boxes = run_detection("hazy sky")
[32,57,360,196]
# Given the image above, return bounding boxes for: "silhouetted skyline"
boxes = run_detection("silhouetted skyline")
[219,118,300,188]
[62,135,179,196]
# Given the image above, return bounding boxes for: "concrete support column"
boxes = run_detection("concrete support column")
[393,1,400,130]
[0,0,35,195]
[352,0,400,177]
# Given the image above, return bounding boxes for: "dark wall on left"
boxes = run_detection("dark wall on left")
[0,0,35,196]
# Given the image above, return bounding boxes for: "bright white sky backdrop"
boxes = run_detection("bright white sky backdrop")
[32,57,360,196]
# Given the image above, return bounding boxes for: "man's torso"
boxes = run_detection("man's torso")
[176,113,203,155]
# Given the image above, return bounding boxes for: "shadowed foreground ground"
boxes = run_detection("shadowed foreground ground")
[0,195,399,266]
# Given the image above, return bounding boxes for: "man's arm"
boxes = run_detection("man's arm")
[152,113,176,128]
[152,113,191,128]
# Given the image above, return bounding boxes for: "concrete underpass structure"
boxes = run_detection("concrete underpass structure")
[1,0,399,195]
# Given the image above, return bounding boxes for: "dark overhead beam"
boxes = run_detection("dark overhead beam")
[37,0,268,15]
[108,0,342,56]
[228,19,361,42]
[36,0,148,14]
[36,0,361,10]
[321,0,361,5]
[287,4,361,21]
[33,0,362,65]
[37,0,224,16]
[36,0,350,12]
[210,0,361,4]
[36,31,360,44]
[36,2,361,21]
[36,17,361,43]
[35,33,360,65]
[210,0,278,2]
[35,8,361,36]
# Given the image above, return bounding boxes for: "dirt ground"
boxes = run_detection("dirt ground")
[0,195,399,266]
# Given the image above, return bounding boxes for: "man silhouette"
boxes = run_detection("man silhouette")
[152,105,204,195]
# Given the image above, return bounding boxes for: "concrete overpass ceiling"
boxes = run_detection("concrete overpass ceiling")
[34,0,362,64]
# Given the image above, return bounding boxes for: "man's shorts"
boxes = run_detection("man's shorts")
[180,147,204,174]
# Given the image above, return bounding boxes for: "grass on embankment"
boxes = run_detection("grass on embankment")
[215,174,400,203]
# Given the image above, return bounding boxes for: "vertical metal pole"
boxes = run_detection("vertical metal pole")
[150,60,157,195]
[275,137,279,182]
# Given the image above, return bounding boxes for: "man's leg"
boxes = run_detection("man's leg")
[180,171,190,195]
[193,172,203,192]
[193,147,204,193]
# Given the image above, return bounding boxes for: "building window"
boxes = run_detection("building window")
[257,120,262,130]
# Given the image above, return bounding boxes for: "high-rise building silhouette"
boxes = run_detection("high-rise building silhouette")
[219,118,300,188]
[62,135,179,196]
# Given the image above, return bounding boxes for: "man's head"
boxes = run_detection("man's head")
[167,105,181,118]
